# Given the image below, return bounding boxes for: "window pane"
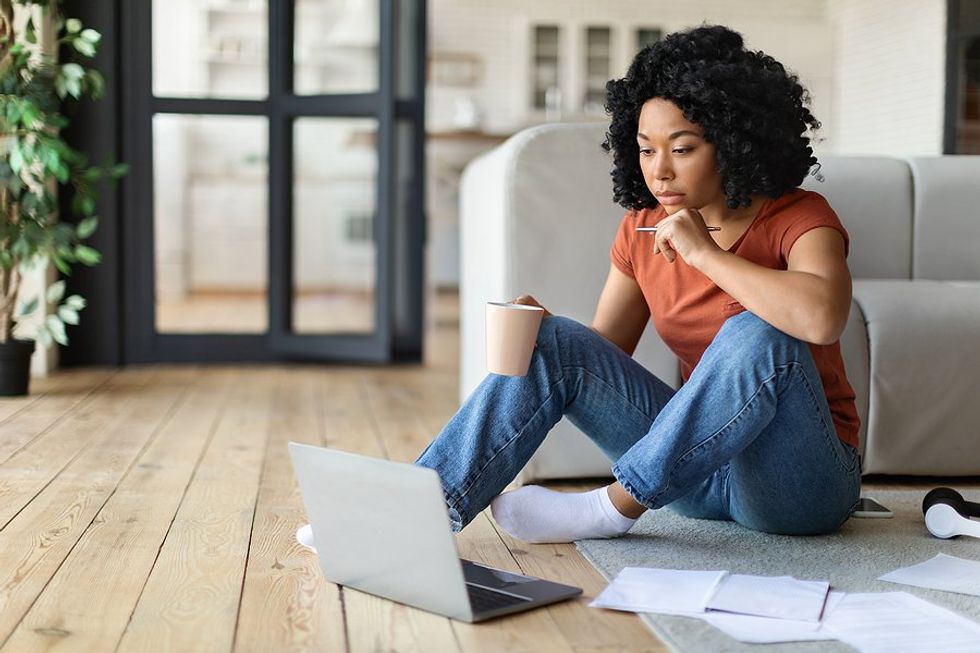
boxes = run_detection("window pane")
[292,118,378,333]
[294,0,378,94]
[532,25,560,111]
[154,115,269,333]
[153,0,268,99]
[584,26,611,114]
[637,28,662,52]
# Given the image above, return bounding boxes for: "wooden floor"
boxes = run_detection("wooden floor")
[0,296,665,653]
[0,297,972,652]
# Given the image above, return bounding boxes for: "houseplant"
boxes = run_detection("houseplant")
[0,0,125,395]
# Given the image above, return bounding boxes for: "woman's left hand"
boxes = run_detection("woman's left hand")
[652,208,722,268]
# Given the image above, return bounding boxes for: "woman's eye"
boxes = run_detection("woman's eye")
[639,148,652,155]
[673,147,691,154]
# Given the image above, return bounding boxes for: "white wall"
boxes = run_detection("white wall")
[827,0,947,156]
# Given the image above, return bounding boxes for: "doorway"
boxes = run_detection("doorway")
[120,0,426,363]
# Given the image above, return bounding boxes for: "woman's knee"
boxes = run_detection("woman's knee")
[534,316,597,361]
[714,311,808,363]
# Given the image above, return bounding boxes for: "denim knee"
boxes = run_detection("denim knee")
[534,316,595,363]
[715,311,809,364]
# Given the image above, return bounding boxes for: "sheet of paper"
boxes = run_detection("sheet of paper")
[589,567,727,616]
[878,553,980,597]
[700,591,845,644]
[704,573,830,622]
[823,591,980,653]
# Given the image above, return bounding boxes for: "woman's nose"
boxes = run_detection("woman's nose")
[651,155,673,180]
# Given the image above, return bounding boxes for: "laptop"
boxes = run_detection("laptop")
[288,442,582,623]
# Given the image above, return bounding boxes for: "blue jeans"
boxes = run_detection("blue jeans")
[416,312,861,536]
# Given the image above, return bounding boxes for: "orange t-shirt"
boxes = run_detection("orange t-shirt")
[610,189,860,448]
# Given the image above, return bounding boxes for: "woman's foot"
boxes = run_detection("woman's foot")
[490,485,639,544]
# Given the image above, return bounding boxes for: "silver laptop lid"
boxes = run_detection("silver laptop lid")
[288,442,473,622]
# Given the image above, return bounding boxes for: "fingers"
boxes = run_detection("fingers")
[652,232,676,263]
[511,295,552,317]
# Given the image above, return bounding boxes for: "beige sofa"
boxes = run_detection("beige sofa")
[459,123,980,481]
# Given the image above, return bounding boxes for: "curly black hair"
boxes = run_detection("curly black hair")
[602,25,821,210]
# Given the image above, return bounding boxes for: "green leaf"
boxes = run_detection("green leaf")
[62,62,85,81]
[5,100,22,125]
[76,216,98,239]
[110,163,130,179]
[58,306,79,325]
[73,38,96,57]
[65,75,82,99]
[66,18,82,34]
[25,26,37,45]
[55,163,70,184]
[46,280,66,304]
[71,192,96,215]
[65,295,86,311]
[54,75,67,99]
[85,70,105,98]
[80,29,102,45]
[52,255,71,276]
[46,316,67,346]
[74,245,101,266]
[9,146,24,174]
[45,148,61,174]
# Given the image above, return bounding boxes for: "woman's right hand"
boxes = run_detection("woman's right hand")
[511,294,553,319]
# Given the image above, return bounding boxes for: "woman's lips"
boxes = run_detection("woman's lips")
[655,192,685,206]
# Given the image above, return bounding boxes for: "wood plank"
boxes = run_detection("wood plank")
[358,370,441,464]
[343,587,461,653]
[0,368,162,531]
[115,368,276,653]
[0,366,225,653]
[0,369,114,434]
[321,369,386,458]
[0,366,193,650]
[234,368,346,653]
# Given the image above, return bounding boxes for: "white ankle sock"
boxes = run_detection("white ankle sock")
[490,485,638,544]
[296,523,317,553]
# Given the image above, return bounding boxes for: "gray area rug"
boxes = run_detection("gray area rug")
[576,489,980,652]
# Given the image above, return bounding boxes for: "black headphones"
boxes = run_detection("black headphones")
[921,487,980,539]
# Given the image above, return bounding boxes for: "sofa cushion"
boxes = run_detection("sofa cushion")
[852,279,980,475]
[800,156,912,280]
[908,156,980,281]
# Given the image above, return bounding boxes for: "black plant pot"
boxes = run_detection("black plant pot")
[0,339,35,396]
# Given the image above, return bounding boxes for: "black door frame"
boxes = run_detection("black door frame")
[63,0,426,365]
[945,0,980,153]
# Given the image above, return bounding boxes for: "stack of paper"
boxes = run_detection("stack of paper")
[590,563,980,650]
[590,568,836,644]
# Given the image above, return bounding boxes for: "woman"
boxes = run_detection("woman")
[416,24,861,544]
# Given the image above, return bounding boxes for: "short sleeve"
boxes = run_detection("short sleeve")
[610,210,638,278]
[778,193,850,261]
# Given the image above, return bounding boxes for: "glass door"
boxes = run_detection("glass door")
[123,0,425,363]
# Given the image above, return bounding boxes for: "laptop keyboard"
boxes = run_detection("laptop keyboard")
[466,583,532,613]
